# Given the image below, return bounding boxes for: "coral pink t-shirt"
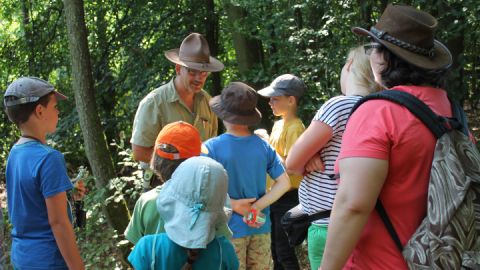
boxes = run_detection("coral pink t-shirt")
[337,86,452,269]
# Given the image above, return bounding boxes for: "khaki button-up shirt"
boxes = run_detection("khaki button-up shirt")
[131,79,218,147]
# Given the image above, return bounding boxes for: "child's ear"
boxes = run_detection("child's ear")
[34,104,44,118]
[288,96,296,105]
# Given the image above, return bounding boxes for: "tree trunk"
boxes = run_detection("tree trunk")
[435,2,466,102]
[357,0,372,26]
[205,0,222,97]
[21,0,35,74]
[62,0,129,233]
[93,2,117,144]
[224,2,264,77]
[224,2,269,128]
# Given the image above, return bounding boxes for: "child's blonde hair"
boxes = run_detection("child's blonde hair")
[347,46,384,94]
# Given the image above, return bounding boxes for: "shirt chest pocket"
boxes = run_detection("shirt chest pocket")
[193,114,212,136]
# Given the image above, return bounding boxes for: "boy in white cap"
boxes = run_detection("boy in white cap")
[4,77,84,270]
[128,156,239,269]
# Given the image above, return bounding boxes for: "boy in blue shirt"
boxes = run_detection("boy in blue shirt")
[204,82,291,269]
[4,77,84,270]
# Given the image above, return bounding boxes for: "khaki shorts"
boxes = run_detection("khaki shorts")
[231,233,271,270]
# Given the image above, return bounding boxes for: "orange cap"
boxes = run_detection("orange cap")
[155,121,201,160]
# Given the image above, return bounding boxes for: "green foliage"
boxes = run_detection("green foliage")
[1,207,12,269]
[0,0,479,266]
[74,138,143,269]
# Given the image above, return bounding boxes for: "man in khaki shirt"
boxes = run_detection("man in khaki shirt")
[131,33,223,189]
[131,33,223,165]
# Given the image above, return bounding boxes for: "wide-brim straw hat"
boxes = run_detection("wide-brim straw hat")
[209,82,262,126]
[352,4,452,70]
[164,33,224,72]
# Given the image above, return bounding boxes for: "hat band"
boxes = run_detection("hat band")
[371,27,436,58]
[221,100,257,116]
[179,55,210,64]
[4,96,40,107]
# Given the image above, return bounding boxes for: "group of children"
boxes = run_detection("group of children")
[4,43,378,270]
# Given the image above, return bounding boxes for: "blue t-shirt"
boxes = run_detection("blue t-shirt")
[6,141,73,270]
[203,134,285,238]
[128,234,239,270]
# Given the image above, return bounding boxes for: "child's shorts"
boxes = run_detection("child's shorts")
[231,233,271,270]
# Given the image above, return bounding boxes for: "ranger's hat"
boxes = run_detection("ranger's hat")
[165,33,224,72]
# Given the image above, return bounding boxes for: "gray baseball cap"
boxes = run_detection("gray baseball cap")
[4,77,67,107]
[258,74,307,97]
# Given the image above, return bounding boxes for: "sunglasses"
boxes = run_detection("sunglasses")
[364,43,383,55]
[184,67,209,77]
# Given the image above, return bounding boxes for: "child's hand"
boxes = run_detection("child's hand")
[72,180,87,201]
[230,198,256,216]
[305,153,325,172]
[243,208,266,228]
[254,129,269,141]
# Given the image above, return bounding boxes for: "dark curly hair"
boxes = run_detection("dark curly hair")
[378,46,449,89]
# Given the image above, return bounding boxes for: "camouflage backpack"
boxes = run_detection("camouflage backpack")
[351,90,480,269]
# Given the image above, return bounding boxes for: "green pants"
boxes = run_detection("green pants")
[307,223,328,270]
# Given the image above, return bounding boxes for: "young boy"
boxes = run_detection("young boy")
[204,82,291,269]
[4,77,84,270]
[257,74,306,270]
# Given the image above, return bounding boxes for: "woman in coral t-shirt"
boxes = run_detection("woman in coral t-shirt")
[320,4,454,270]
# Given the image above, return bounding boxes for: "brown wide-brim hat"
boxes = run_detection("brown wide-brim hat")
[209,82,262,126]
[352,4,452,70]
[165,33,224,72]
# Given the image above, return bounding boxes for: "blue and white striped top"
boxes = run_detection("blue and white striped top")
[298,95,362,225]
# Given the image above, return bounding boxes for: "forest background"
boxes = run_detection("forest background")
[0,0,478,269]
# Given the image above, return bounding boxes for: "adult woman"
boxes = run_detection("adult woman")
[286,45,381,269]
[320,4,453,270]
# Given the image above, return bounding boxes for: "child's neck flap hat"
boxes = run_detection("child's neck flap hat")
[156,156,228,249]
[209,82,261,126]
[4,77,67,107]
[155,121,201,160]
[258,74,307,97]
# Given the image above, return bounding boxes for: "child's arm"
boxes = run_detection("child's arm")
[46,192,85,270]
[252,172,290,212]
[230,198,256,216]
[286,121,333,175]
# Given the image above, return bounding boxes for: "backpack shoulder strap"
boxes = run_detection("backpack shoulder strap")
[376,200,403,252]
[307,210,331,222]
[350,90,449,139]
[349,89,454,253]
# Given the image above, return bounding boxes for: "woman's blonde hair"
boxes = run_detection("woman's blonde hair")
[347,45,384,94]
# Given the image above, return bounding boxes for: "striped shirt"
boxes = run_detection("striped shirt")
[298,95,361,225]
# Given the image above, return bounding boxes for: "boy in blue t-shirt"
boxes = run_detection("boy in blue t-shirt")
[4,77,85,270]
[204,82,291,269]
